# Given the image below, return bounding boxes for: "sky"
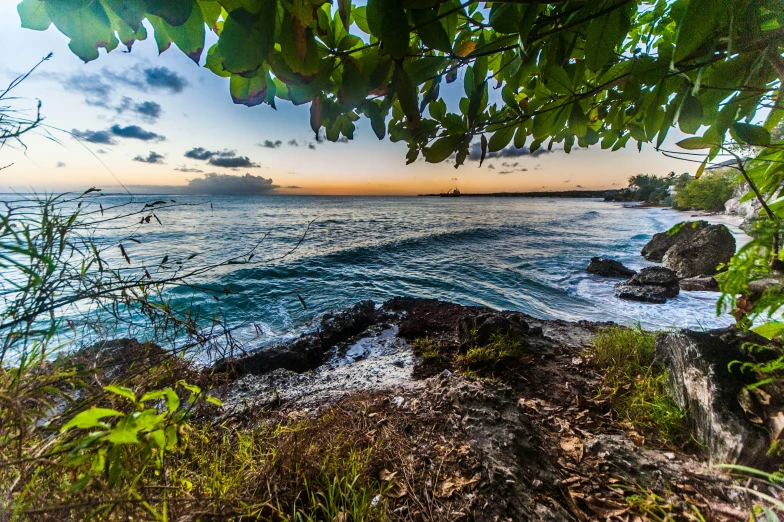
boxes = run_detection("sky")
[0,3,693,196]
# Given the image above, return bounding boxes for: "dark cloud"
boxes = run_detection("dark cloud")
[308,143,317,150]
[62,72,111,99]
[498,170,514,175]
[208,155,259,168]
[72,128,115,144]
[287,139,299,146]
[110,124,164,142]
[521,168,528,172]
[284,185,302,189]
[487,164,495,169]
[183,147,239,160]
[133,151,165,164]
[502,162,520,168]
[115,98,163,122]
[258,140,283,148]
[56,161,66,168]
[611,182,619,186]
[96,149,108,154]
[575,184,585,188]
[184,173,278,195]
[466,142,554,161]
[175,165,204,173]
[143,66,188,93]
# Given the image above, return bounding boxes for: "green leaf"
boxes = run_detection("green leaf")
[674,0,721,62]
[412,9,451,53]
[148,15,173,53]
[206,395,223,407]
[162,0,205,63]
[352,6,370,33]
[545,66,572,95]
[143,0,193,26]
[62,408,123,432]
[489,3,521,34]
[425,134,464,163]
[45,1,117,62]
[230,71,268,107]
[676,136,717,150]
[732,123,771,146]
[678,95,703,134]
[219,5,276,75]
[367,0,410,60]
[488,126,515,152]
[752,321,784,340]
[17,0,51,31]
[103,0,146,32]
[568,102,588,138]
[366,102,386,139]
[584,6,628,72]
[104,385,136,402]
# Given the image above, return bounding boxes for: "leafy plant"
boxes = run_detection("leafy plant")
[673,170,739,211]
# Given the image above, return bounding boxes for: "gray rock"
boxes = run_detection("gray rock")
[614,284,672,304]
[320,300,379,347]
[656,330,772,467]
[615,266,680,303]
[586,257,636,278]
[662,224,736,277]
[641,221,712,262]
[213,333,325,377]
[679,276,719,292]
[457,312,529,346]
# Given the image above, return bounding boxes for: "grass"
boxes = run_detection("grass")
[590,326,690,448]
[457,332,526,372]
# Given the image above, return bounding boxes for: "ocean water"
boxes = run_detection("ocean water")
[6,194,744,352]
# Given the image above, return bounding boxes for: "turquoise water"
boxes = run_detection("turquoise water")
[4,194,742,352]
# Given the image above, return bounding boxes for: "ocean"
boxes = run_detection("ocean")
[60,194,742,351]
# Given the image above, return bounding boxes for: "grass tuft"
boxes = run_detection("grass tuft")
[590,326,690,448]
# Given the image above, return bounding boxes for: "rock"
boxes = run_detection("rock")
[641,221,711,262]
[679,276,719,292]
[615,266,679,303]
[457,312,529,346]
[662,224,736,277]
[586,257,636,278]
[213,333,325,377]
[320,300,379,348]
[656,330,774,467]
[614,285,672,304]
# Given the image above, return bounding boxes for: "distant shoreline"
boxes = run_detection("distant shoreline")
[418,189,619,198]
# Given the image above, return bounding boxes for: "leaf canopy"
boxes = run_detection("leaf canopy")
[15,0,784,167]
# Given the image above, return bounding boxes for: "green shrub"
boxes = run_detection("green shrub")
[590,327,689,448]
[674,170,739,211]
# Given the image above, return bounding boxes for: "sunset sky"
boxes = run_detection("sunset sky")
[0,3,693,196]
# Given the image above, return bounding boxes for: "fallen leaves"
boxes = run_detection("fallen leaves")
[560,436,584,463]
[435,473,481,498]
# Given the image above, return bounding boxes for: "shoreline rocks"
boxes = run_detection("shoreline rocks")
[640,221,735,278]
[586,257,636,278]
[679,276,719,292]
[615,266,680,303]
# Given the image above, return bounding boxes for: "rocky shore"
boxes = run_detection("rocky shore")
[199,297,780,520]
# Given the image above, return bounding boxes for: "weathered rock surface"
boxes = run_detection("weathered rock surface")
[679,275,720,292]
[586,257,636,278]
[320,299,379,347]
[615,266,680,303]
[641,221,711,262]
[662,223,736,277]
[213,333,326,377]
[656,330,774,467]
[457,312,529,346]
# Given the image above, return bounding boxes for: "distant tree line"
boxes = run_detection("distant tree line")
[611,170,739,211]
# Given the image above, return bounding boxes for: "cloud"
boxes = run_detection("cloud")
[258,140,283,148]
[183,148,259,168]
[56,161,66,168]
[308,143,316,150]
[284,185,302,189]
[132,100,162,121]
[72,128,115,144]
[466,142,554,161]
[142,66,188,93]
[521,168,528,172]
[487,164,495,169]
[502,162,520,168]
[498,170,514,175]
[208,155,259,168]
[611,182,619,186]
[564,179,571,183]
[184,173,279,195]
[110,124,164,141]
[96,149,108,154]
[287,139,299,146]
[133,151,165,164]
[62,72,111,99]
[174,165,204,173]
[575,184,585,188]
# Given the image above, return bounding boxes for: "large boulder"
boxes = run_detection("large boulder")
[641,221,712,262]
[614,266,679,303]
[656,330,777,467]
[586,257,636,278]
[213,333,325,377]
[320,300,379,347]
[457,312,529,346]
[662,224,736,278]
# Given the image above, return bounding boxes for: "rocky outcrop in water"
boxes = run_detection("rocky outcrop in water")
[457,312,529,346]
[640,221,735,277]
[679,276,720,291]
[615,266,680,303]
[656,330,779,467]
[586,257,636,278]
[320,299,379,346]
